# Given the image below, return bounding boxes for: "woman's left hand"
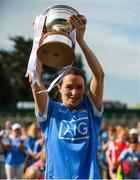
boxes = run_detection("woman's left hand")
[69,15,86,43]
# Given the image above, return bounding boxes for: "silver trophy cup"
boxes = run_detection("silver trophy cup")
[37,5,79,68]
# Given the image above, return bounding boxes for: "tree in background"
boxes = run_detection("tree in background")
[0,36,33,107]
[0,36,86,107]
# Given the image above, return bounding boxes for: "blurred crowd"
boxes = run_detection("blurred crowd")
[0,120,46,179]
[98,121,140,179]
[0,120,140,179]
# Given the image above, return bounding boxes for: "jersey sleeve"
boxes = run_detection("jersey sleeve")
[84,95,103,133]
[35,96,53,133]
[88,94,104,118]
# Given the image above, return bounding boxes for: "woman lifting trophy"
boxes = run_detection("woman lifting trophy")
[27,4,105,179]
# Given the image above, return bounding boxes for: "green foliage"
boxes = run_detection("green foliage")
[0,36,33,107]
[0,36,86,107]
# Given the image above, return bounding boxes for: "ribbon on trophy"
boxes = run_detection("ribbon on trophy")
[25,15,46,86]
[38,64,73,94]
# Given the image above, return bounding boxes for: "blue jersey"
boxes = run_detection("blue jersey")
[36,95,103,179]
[119,148,140,179]
[5,136,26,165]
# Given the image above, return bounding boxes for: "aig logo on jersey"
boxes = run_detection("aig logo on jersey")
[59,117,90,141]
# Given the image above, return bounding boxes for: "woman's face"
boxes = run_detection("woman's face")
[59,74,85,109]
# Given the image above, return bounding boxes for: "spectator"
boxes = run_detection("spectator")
[24,122,39,167]
[106,125,129,179]
[21,123,29,141]
[98,125,108,179]
[5,123,27,179]
[0,121,12,179]
[0,120,12,146]
[118,137,140,179]
[4,120,12,136]
[107,125,116,142]
[24,148,46,179]
[34,131,45,161]
[0,130,6,179]
[129,128,140,151]
[129,128,139,139]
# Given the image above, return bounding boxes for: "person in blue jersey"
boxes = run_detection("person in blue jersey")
[29,14,105,179]
[118,137,140,179]
[5,123,27,179]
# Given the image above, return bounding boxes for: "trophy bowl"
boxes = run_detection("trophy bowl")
[37,5,79,68]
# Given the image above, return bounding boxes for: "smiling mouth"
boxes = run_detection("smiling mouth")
[69,97,79,102]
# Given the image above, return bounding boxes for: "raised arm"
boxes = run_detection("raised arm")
[29,59,48,116]
[70,15,105,109]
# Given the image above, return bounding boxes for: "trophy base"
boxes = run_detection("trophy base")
[37,34,75,69]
